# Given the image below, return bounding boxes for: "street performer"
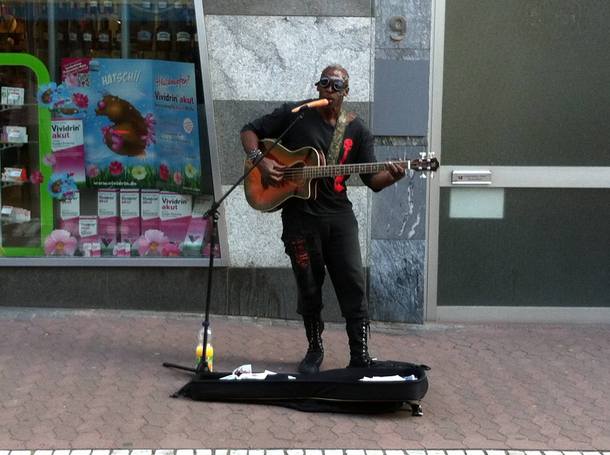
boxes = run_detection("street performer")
[240,64,406,374]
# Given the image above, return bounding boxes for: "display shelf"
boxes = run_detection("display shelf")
[0,141,38,147]
[0,53,52,257]
[0,142,38,152]
[1,181,24,188]
[0,104,37,113]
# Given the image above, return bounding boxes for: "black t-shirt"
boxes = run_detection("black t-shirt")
[241,100,377,215]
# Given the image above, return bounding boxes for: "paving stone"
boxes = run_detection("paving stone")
[1,310,610,449]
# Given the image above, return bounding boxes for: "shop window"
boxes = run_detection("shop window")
[0,1,222,262]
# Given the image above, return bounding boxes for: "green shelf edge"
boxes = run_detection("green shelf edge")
[0,53,52,257]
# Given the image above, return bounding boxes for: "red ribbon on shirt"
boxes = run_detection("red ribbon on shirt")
[333,138,353,192]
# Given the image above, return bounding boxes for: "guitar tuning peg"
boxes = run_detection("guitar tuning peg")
[419,152,426,159]
[429,151,435,157]
[429,171,435,180]
[420,173,427,179]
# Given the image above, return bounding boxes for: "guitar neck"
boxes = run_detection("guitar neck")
[304,160,410,179]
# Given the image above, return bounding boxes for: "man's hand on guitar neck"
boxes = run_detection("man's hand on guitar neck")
[368,161,406,192]
[387,161,407,181]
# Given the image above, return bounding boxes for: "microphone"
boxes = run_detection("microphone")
[291,98,330,113]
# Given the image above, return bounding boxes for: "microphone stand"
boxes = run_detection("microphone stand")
[163,108,308,378]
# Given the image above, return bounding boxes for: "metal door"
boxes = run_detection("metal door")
[426,0,610,322]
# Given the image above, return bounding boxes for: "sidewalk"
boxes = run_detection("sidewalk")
[1,308,609,450]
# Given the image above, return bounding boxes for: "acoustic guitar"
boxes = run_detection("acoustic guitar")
[244,138,440,212]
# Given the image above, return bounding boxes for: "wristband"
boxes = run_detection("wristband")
[246,148,263,162]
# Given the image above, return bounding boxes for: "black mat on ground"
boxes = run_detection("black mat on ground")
[174,360,429,414]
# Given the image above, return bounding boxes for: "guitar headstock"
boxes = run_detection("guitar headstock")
[411,152,440,177]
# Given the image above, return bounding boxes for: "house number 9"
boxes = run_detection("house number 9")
[389,16,406,41]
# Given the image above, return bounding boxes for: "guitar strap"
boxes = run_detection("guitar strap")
[326,109,350,165]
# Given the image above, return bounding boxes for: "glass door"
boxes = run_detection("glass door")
[427,0,610,322]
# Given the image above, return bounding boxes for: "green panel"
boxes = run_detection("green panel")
[438,188,610,307]
[0,53,52,256]
[442,0,610,166]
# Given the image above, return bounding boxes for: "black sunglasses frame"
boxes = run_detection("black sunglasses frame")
[315,76,348,92]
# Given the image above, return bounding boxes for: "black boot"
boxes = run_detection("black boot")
[298,316,324,374]
[346,318,374,368]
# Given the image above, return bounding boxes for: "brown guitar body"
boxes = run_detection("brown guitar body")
[244,139,325,212]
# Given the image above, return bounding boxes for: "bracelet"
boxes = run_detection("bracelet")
[246,148,263,162]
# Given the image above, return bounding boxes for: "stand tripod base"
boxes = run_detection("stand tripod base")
[162,362,197,373]
[163,361,215,377]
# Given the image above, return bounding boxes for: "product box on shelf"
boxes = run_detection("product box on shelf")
[140,189,160,232]
[1,126,28,143]
[1,206,31,223]
[1,86,25,105]
[182,195,212,256]
[59,191,80,237]
[119,188,140,246]
[159,191,192,244]
[79,215,101,257]
[1,167,27,182]
[50,119,86,182]
[97,189,118,251]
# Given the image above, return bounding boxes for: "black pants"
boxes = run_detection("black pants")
[281,208,368,320]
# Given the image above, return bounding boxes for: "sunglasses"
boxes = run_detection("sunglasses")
[315,76,348,92]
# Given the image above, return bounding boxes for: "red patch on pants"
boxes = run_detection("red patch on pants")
[291,238,310,268]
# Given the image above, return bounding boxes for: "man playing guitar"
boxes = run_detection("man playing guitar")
[240,64,406,374]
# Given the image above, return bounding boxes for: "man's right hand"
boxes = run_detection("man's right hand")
[257,156,286,187]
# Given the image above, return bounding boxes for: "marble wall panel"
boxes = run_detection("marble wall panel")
[213,100,370,184]
[370,145,427,240]
[205,15,373,102]
[224,185,371,268]
[203,0,373,17]
[368,239,425,323]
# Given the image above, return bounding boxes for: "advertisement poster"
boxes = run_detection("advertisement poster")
[60,58,202,193]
